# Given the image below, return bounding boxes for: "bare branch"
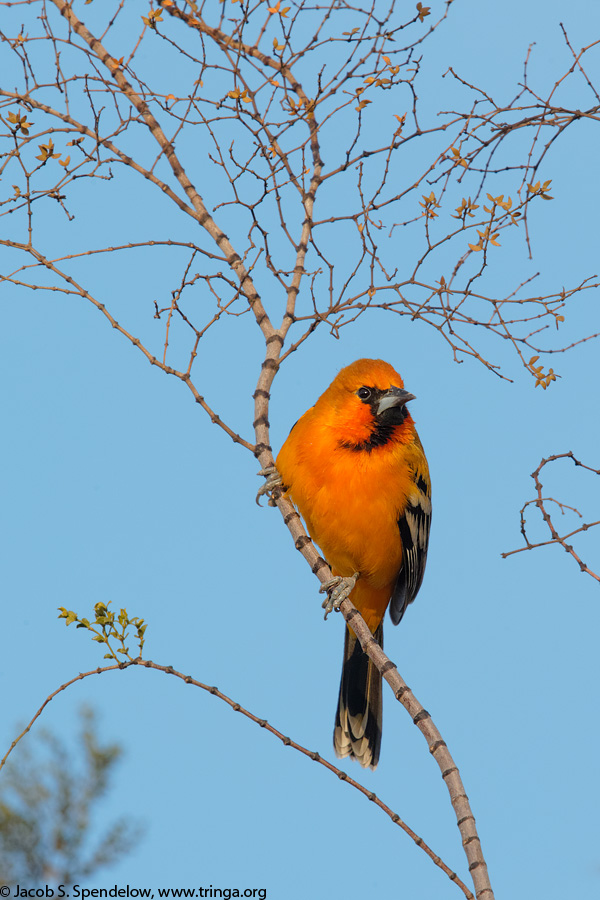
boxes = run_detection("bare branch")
[0,658,474,899]
[502,452,600,583]
[258,482,494,899]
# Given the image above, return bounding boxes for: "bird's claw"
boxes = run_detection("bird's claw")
[320,572,359,619]
[256,466,284,506]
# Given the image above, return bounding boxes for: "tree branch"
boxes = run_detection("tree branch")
[0,658,474,899]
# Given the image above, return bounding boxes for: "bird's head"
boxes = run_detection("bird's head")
[317,358,416,452]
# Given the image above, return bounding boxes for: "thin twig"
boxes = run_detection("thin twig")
[502,452,600,582]
[0,658,474,899]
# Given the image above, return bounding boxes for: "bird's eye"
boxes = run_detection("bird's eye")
[357,387,372,401]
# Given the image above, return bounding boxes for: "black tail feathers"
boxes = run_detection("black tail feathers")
[333,622,383,769]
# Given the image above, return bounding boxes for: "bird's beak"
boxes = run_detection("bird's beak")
[376,387,416,415]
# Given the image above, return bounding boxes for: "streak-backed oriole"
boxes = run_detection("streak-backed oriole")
[272,358,431,769]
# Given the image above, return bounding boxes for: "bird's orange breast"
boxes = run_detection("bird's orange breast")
[277,404,423,632]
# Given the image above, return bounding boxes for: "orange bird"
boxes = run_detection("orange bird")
[271,359,431,769]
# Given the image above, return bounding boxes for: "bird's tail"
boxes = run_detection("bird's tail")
[333,622,383,769]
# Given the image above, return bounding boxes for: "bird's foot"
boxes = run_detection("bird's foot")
[320,572,359,619]
[256,466,284,506]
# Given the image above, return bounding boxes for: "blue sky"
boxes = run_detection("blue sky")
[2,1,599,897]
